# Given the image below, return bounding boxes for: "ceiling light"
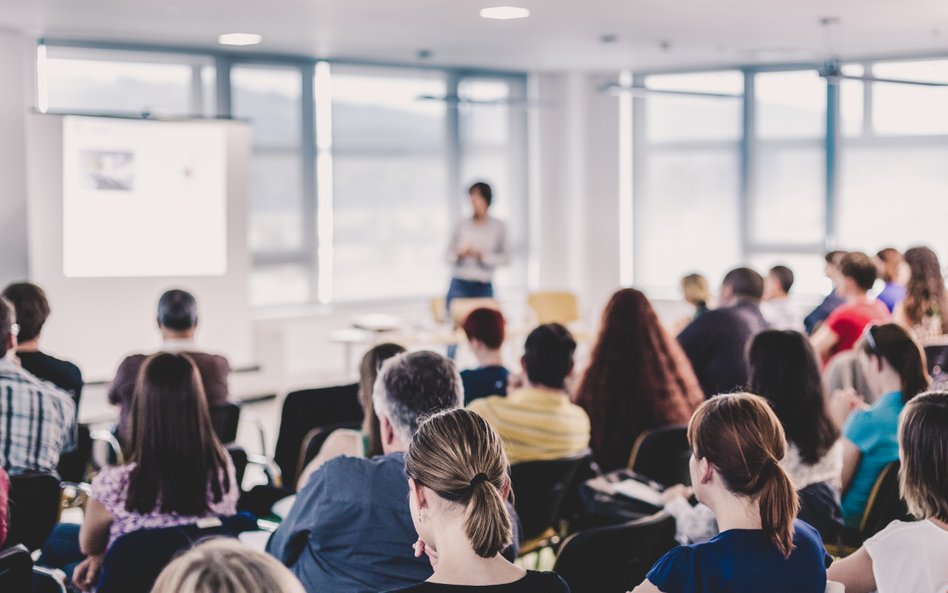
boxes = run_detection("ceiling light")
[480,6,530,20]
[218,33,262,46]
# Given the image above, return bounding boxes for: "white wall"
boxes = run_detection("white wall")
[0,30,32,282]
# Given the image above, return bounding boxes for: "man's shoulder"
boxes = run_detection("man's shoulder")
[2,366,75,409]
[313,453,407,491]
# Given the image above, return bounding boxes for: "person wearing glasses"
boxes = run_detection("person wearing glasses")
[828,323,930,528]
[0,296,77,476]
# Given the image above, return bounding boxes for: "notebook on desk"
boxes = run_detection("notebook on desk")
[611,478,665,507]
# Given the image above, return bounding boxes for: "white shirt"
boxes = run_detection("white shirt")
[761,297,804,332]
[864,519,948,593]
[446,216,510,283]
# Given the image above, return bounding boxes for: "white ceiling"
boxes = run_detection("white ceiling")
[2,0,948,72]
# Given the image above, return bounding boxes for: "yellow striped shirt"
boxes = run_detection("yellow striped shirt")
[467,387,590,463]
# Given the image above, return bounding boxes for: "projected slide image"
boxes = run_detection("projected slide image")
[80,150,135,191]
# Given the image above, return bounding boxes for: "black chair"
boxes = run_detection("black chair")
[273,383,361,488]
[296,421,363,482]
[797,481,844,543]
[0,544,32,593]
[510,449,592,554]
[627,426,691,487]
[858,460,910,540]
[7,472,61,551]
[56,424,92,483]
[210,402,242,445]
[97,512,258,593]
[225,443,249,487]
[32,566,68,593]
[553,511,676,593]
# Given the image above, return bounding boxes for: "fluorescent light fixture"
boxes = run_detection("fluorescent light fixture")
[480,6,530,20]
[218,33,262,46]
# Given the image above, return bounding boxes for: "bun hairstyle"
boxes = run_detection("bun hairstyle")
[688,393,798,558]
[405,408,511,558]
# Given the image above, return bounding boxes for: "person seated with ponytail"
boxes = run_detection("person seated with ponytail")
[632,393,831,593]
[397,408,568,593]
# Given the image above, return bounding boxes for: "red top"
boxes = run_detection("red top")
[826,300,892,357]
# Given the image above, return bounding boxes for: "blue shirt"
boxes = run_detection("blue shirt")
[876,282,906,313]
[266,453,431,593]
[461,365,510,405]
[841,391,904,527]
[647,520,830,593]
[804,291,845,335]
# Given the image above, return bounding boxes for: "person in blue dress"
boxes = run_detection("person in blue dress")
[631,393,831,593]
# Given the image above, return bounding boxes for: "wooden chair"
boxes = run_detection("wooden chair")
[527,291,580,325]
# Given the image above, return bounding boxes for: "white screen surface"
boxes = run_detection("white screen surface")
[62,116,227,277]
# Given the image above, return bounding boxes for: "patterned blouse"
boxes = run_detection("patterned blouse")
[91,459,238,549]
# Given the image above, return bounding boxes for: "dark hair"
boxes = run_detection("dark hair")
[1,283,50,343]
[405,409,511,558]
[462,308,506,351]
[862,324,930,404]
[748,330,839,465]
[875,248,903,283]
[359,343,406,458]
[373,351,464,443]
[0,297,14,359]
[157,289,198,331]
[689,393,798,558]
[723,267,764,300]
[768,266,794,295]
[468,182,493,207]
[825,250,847,265]
[126,353,231,515]
[575,289,704,472]
[902,246,948,335]
[839,252,877,292]
[899,391,948,522]
[522,323,576,390]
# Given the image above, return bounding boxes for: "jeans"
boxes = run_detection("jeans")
[446,278,494,359]
[38,523,84,581]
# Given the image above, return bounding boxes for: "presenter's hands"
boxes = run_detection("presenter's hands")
[73,553,105,591]
[413,537,439,570]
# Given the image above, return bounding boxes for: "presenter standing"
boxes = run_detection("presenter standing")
[445,182,510,315]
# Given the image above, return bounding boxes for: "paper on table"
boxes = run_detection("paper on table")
[612,479,664,506]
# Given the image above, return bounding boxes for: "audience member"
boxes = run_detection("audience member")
[396,408,568,593]
[152,539,306,593]
[109,289,230,446]
[468,324,590,463]
[894,246,948,342]
[827,390,948,593]
[760,265,803,331]
[0,467,8,548]
[677,267,769,397]
[460,307,510,404]
[0,296,77,476]
[874,248,907,313]
[267,351,470,593]
[681,273,711,320]
[832,324,929,527]
[631,393,831,593]
[2,282,83,407]
[804,250,847,335]
[574,288,703,472]
[39,353,237,590]
[811,252,890,363]
[296,342,406,489]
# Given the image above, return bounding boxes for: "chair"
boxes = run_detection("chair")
[296,421,363,483]
[527,291,580,325]
[7,472,61,551]
[627,425,691,487]
[449,297,500,325]
[97,513,258,593]
[510,450,592,555]
[210,402,242,444]
[0,544,32,593]
[56,424,92,483]
[32,566,68,593]
[797,481,844,543]
[553,511,677,593]
[225,443,249,487]
[858,460,910,540]
[273,383,361,488]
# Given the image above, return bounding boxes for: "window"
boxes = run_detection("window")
[645,72,743,142]
[755,70,826,139]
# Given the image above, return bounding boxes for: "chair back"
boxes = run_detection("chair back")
[859,460,911,540]
[449,297,499,325]
[7,472,61,551]
[97,513,258,593]
[527,291,580,325]
[553,511,676,593]
[210,402,242,444]
[0,544,32,593]
[224,443,249,487]
[274,383,361,488]
[56,424,92,483]
[32,566,68,593]
[628,425,691,487]
[797,481,844,543]
[297,421,363,482]
[510,450,591,541]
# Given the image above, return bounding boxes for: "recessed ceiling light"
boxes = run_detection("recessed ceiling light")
[480,6,530,20]
[218,33,262,46]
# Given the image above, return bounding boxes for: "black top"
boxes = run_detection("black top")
[17,350,83,410]
[677,301,769,397]
[461,365,510,405]
[388,571,570,593]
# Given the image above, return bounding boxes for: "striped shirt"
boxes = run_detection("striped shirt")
[468,387,590,463]
[0,358,77,476]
